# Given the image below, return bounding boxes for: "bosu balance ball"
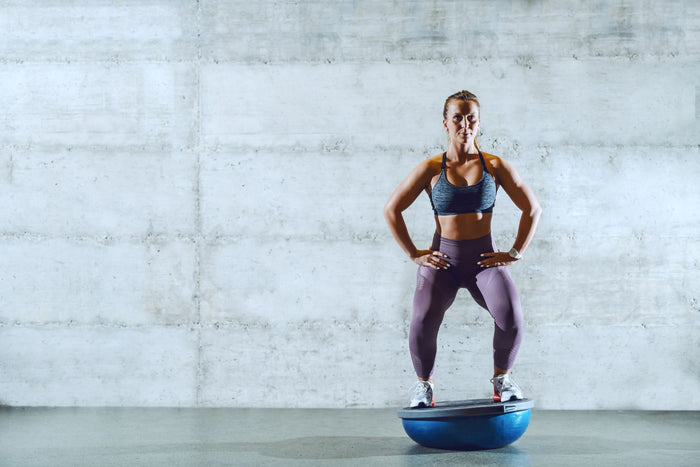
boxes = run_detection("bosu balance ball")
[397,398,534,451]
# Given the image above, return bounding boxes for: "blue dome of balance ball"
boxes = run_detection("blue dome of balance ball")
[397,398,534,451]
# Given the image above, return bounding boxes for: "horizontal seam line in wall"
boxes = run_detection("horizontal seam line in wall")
[0,321,408,331]
[1,53,698,64]
[0,233,389,243]
[4,144,700,154]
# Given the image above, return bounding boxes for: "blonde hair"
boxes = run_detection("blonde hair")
[443,90,480,119]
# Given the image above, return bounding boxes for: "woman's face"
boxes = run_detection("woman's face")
[443,100,480,146]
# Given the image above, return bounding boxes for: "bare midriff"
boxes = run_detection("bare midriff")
[434,212,492,240]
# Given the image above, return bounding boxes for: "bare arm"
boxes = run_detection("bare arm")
[499,157,542,254]
[479,157,542,268]
[383,160,450,270]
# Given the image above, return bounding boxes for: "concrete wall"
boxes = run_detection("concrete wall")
[0,1,698,409]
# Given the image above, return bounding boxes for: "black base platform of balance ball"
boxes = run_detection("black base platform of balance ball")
[397,398,534,451]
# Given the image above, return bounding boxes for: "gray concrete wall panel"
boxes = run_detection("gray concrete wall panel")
[1,0,697,409]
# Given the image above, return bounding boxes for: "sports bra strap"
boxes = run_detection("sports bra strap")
[478,150,487,170]
[441,151,485,171]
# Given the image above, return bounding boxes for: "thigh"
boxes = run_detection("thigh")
[467,266,522,327]
[412,265,460,322]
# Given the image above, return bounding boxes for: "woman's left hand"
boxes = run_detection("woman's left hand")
[478,250,518,268]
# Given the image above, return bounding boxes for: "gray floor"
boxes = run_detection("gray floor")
[1,407,698,466]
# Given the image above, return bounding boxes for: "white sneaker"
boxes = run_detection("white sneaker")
[410,380,435,408]
[491,374,523,402]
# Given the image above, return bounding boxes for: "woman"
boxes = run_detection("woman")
[383,90,541,407]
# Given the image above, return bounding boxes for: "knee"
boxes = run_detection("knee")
[410,318,435,341]
[496,303,523,334]
[409,314,440,346]
[510,304,524,330]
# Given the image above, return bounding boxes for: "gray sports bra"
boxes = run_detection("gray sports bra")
[429,151,497,215]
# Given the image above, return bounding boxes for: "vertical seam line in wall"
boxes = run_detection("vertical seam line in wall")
[194,0,203,407]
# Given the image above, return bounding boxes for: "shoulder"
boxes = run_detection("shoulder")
[480,151,518,186]
[397,153,443,191]
[481,151,517,174]
[413,153,443,176]
[426,152,444,170]
[481,151,505,169]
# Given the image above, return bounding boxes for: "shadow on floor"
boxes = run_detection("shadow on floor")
[226,435,528,462]
[70,435,528,463]
[231,436,423,459]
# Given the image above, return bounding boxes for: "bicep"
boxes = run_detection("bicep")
[385,163,432,213]
[496,159,540,213]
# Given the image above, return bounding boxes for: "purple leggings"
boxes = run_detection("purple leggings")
[410,233,523,378]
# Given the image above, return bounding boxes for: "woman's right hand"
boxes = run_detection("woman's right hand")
[411,250,451,270]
